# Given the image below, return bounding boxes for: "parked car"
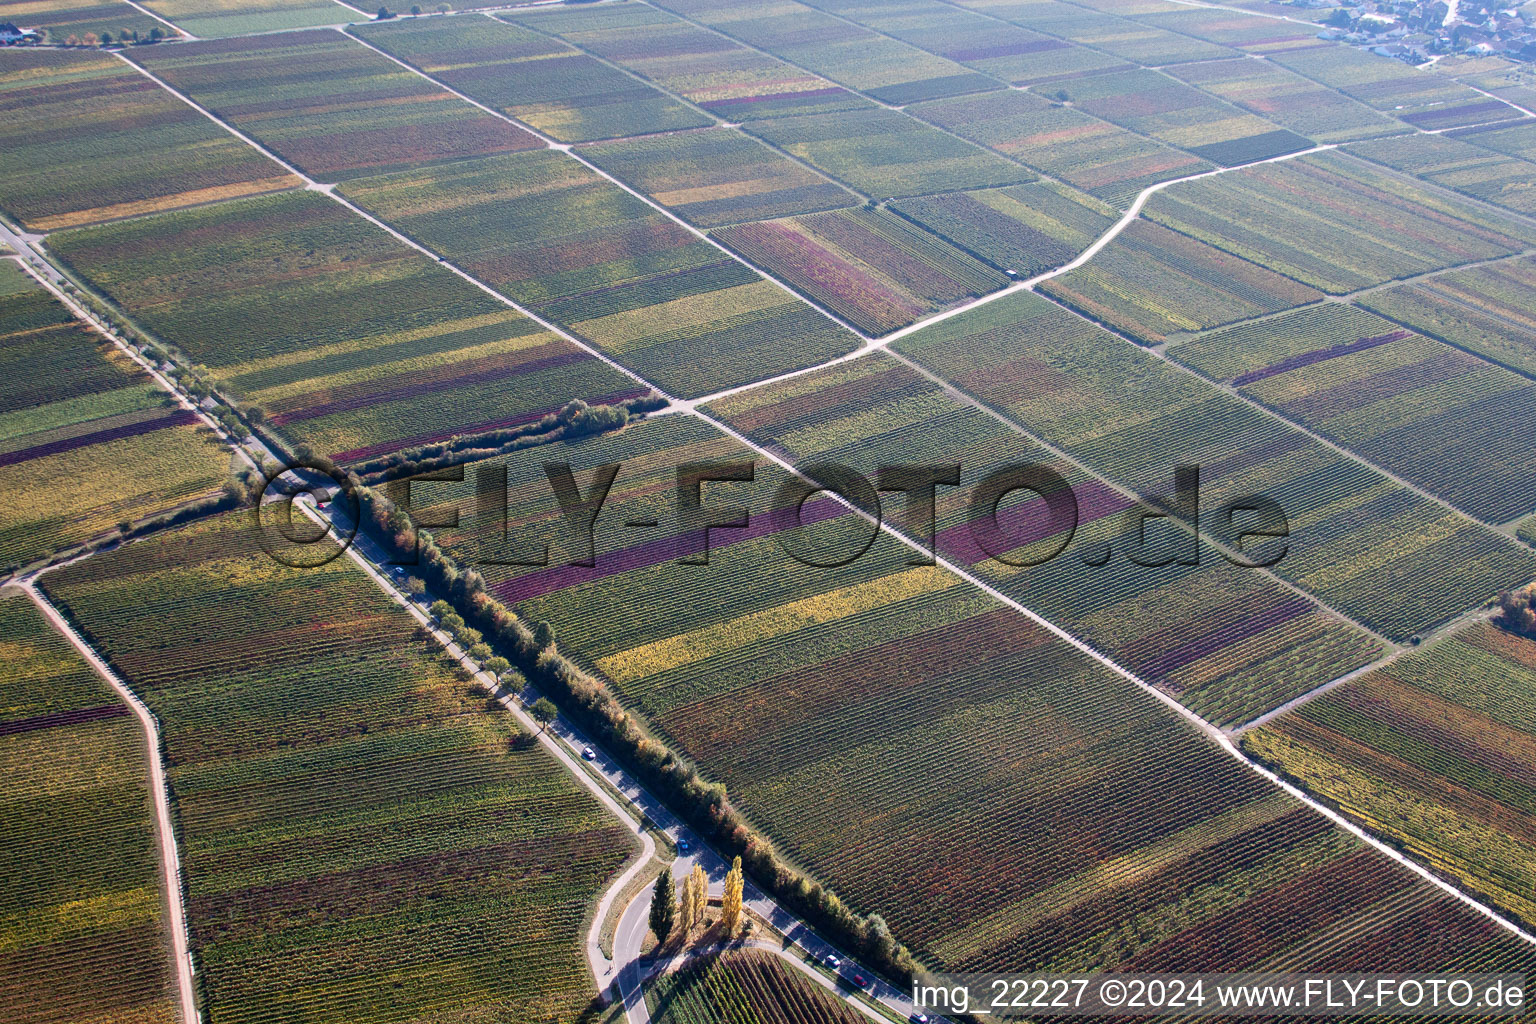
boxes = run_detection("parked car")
[822,953,841,971]
[581,746,596,760]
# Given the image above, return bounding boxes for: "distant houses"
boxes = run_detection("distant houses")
[1305,0,1536,58]
[0,22,42,44]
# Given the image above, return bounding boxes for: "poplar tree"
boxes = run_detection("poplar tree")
[690,864,708,931]
[676,870,697,936]
[649,870,675,943]
[721,856,744,935]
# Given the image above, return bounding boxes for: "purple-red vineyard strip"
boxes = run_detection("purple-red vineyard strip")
[1231,331,1411,387]
[1133,597,1313,679]
[266,352,589,426]
[0,410,200,468]
[0,703,131,736]
[1399,100,1516,128]
[493,494,849,605]
[935,477,1132,565]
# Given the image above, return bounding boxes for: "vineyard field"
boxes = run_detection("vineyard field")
[352,16,713,142]
[130,30,543,181]
[648,0,1002,105]
[1142,152,1536,294]
[949,0,1242,66]
[1168,57,1398,144]
[704,353,1385,727]
[412,414,1533,977]
[1359,255,1536,379]
[9,0,1536,1004]
[0,48,298,231]
[506,2,878,120]
[39,511,639,1024]
[48,190,639,462]
[890,182,1118,277]
[742,108,1036,200]
[712,207,1007,334]
[337,150,857,397]
[647,950,866,1024]
[1049,69,1313,166]
[1448,66,1536,112]
[0,591,178,1024]
[1175,304,1536,523]
[1135,6,1321,52]
[1039,219,1322,344]
[1244,620,1536,929]
[1346,133,1536,217]
[0,263,227,570]
[1450,117,1536,165]
[139,0,351,37]
[580,128,856,228]
[893,291,1536,641]
[1270,45,1526,130]
[790,0,1134,84]
[909,88,1212,209]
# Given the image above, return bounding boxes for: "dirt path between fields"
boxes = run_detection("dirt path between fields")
[17,583,201,1024]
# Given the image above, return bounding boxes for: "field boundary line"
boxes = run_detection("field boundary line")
[1236,650,1398,735]
[1447,77,1536,120]
[1025,279,1536,607]
[1154,245,1536,361]
[15,236,669,1015]
[1329,144,1536,236]
[1134,0,1323,27]
[111,51,688,408]
[1233,603,1500,733]
[714,0,1295,161]
[926,0,1536,154]
[869,344,1398,650]
[1257,44,1536,132]
[119,0,195,38]
[947,0,1535,130]
[16,583,202,1024]
[630,0,1129,200]
[571,0,1204,240]
[6,257,254,463]
[339,22,877,342]
[683,141,1335,410]
[99,35,1536,965]
[497,9,872,212]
